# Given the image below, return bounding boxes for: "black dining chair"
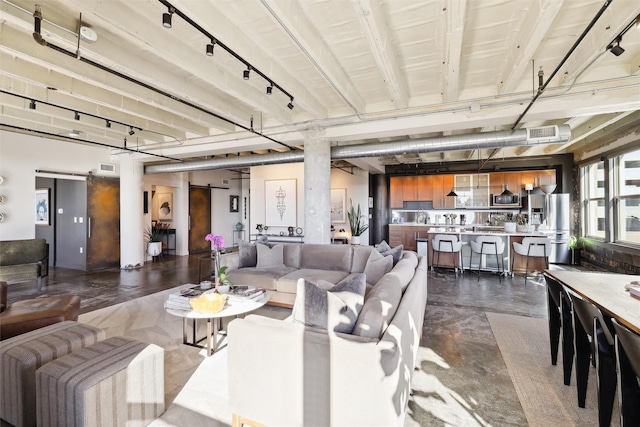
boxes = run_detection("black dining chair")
[544,275,574,385]
[567,289,617,427]
[611,318,640,427]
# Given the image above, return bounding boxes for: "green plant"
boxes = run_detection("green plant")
[569,235,578,249]
[144,226,164,244]
[218,266,233,288]
[347,199,369,237]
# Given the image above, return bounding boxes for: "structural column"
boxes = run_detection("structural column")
[303,129,331,244]
[119,156,144,268]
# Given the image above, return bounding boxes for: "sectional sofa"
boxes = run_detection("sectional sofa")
[226,242,428,426]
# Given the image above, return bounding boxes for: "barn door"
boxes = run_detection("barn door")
[189,186,211,253]
[86,177,120,270]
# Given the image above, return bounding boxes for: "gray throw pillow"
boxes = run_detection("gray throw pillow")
[238,240,258,268]
[363,249,393,284]
[256,244,285,268]
[376,240,392,253]
[352,276,403,339]
[380,244,403,266]
[292,274,366,334]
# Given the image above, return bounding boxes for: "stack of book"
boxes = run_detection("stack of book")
[225,286,266,302]
[165,285,204,311]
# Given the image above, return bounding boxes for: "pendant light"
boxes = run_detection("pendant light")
[500,185,513,196]
[447,189,458,197]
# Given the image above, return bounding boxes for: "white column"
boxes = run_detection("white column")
[303,129,331,244]
[119,157,145,267]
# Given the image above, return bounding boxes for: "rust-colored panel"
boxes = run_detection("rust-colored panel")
[189,187,211,253]
[87,178,120,270]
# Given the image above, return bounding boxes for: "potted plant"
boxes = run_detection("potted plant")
[144,226,164,257]
[347,199,369,245]
[569,235,581,265]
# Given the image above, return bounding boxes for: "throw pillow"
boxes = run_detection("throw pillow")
[363,249,393,285]
[380,244,403,266]
[256,244,285,268]
[238,240,257,268]
[292,274,366,334]
[376,240,392,253]
[352,275,403,339]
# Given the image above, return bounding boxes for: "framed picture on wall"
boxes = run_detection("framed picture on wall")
[330,188,346,223]
[230,195,239,212]
[265,179,296,227]
[35,188,50,225]
[158,193,173,220]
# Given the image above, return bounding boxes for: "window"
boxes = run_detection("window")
[582,161,605,239]
[615,149,640,244]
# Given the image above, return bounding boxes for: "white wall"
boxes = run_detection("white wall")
[0,131,118,240]
[250,163,370,244]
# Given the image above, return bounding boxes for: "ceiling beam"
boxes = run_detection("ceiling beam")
[441,0,466,103]
[352,0,408,109]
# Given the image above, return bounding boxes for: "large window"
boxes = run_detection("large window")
[615,149,640,244]
[582,160,605,239]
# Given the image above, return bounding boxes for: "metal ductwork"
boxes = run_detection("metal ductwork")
[144,125,571,174]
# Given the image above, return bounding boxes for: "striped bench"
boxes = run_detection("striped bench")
[36,336,165,427]
[0,321,105,427]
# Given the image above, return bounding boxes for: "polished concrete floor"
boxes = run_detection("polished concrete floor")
[4,255,581,425]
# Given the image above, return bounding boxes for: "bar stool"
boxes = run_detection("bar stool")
[544,275,574,385]
[511,237,551,284]
[431,234,463,275]
[611,318,640,426]
[566,289,616,427]
[469,235,505,282]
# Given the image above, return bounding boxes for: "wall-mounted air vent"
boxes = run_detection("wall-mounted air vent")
[527,125,559,142]
[222,179,230,186]
[99,163,116,173]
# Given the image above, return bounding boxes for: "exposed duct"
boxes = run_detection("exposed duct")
[144,125,571,174]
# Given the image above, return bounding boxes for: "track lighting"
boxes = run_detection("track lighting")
[609,38,624,56]
[287,98,294,110]
[266,83,273,95]
[69,129,80,137]
[243,66,251,80]
[74,111,80,120]
[162,8,173,28]
[128,126,135,136]
[106,120,111,128]
[29,99,36,110]
[206,40,214,56]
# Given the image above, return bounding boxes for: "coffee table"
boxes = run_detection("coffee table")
[165,292,268,356]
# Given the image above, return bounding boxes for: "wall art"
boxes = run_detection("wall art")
[330,188,346,223]
[265,179,296,227]
[157,192,173,220]
[35,188,50,225]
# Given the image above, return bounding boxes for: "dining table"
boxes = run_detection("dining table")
[544,269,640,334]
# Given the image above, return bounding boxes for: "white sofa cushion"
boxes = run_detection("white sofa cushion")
[363,249,393,285]
[291,274,366,334]
[352,275,403,339]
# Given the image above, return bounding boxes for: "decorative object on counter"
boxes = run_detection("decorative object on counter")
[347,199,369,245]
[296,227,303,235]
[205,233,228,291]
[569,235,581,266]
[288,226,294,236]
[504,222,517,233]
[263,225,270,233]
[235,222,244,231]
[459,214,466,226]
[256,224,263,234]
[144,226,164,256]
[516,214,534,233]
[189,292,227,314]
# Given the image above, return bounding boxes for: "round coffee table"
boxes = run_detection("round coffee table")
[165,292,268,356]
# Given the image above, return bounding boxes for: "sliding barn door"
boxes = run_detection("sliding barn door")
[86,177,120,270]
[189,186,211,253]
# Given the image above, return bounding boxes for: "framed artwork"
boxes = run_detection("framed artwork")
[230,195,239,212]
[265,179,296,227]
[157,193,173,220]
[35,188,50,225]
[330,188,346,223]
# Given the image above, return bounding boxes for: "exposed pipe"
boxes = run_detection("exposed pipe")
[145,125,571,174]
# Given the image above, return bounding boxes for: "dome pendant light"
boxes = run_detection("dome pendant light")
[501,185,513,196]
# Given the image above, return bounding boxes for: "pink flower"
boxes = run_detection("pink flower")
[205,233,224,249]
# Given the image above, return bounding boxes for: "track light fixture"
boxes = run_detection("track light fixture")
[29,99,36,110]
[606,14,640,57]
[206,40,215,56]
[243,66,251,80]
[106,120,111,128]
[74,111,80,120]
[266,83,273,95]
[128,126,135,136]
[287,98,294,110]
[609,38,624,56]
[162,7,173,28]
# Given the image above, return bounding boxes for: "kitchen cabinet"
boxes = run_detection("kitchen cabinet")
[417,175,433,201]
[403,176,418,201]
[390,177,404,208]
[441,175,455,208]
[389,225,429,252]
[389,224,403,247]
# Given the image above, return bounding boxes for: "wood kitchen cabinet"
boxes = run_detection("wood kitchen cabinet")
[402,176,418,201]
[417,175,433,201]
[390,177,404,208]
[389,225,403,247]
[441,175,455,208]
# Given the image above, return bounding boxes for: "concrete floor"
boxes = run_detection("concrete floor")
[5,254,577,425]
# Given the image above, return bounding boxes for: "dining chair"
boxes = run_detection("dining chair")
[511,237,551,284]
[431,234,463,275]
[544,275,574,385]
[566,289,616,427]
[469,235,505,282]
[611,318,640,427]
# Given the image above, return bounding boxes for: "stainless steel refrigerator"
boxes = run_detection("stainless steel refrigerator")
[529,193,571,264]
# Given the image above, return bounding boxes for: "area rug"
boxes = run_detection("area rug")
[486,311,608,427]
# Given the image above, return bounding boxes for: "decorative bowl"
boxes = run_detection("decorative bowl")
[189,293,227,313]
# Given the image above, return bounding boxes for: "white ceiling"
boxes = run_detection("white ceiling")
[1,0,640,172]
